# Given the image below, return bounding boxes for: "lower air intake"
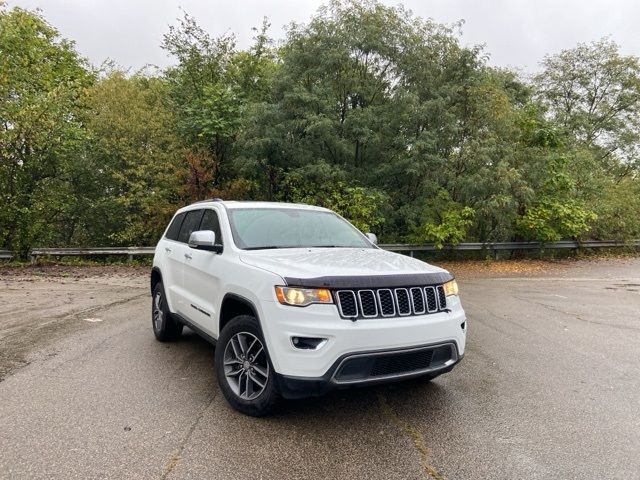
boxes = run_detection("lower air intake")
[333,343,457,383]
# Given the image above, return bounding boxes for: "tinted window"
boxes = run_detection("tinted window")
[177,210,204,243]
[228,208,372,250]
[200,209,223,245]
[165,212,185,241]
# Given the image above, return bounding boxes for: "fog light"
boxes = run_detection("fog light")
[292,336,327,350]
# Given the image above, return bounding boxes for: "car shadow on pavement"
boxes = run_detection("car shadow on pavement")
[173,326,453,424]
[276,375,450,420]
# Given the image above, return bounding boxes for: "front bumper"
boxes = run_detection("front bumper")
[258,295,467,379]
[275,342,463,399]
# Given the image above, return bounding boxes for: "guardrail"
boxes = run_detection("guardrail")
[380,239,640,257]
[29,247,155,262]
[0,249,13,260]
[10,240,637,262]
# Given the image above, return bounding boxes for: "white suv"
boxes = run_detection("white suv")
[151,200,466,416]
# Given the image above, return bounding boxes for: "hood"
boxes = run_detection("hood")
[240,247,452,289]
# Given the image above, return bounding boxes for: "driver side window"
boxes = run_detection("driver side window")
[200,209,223,245]
[177,210,204,243]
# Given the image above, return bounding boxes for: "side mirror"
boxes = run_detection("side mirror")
[188,230,223,253]
[365,232,378,245]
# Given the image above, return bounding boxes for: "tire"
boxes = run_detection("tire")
[215,315,280,417]
[151,281,183,342]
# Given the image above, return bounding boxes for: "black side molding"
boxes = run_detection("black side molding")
[173,313,217,345]
[283,272,454,289]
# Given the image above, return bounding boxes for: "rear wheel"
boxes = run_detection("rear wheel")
[152,281,183,341]
[215,315,279,416]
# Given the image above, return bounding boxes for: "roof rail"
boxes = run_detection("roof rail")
[194,197,223,203]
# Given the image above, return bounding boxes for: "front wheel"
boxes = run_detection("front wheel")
[215,315,280,416]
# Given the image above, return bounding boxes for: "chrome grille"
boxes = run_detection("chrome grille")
[358,290,378,317]
[437,285,447,310]
[410,287,425,314]
[377,289,395,316]
[424,287,438,312]
[336,290,357,317]
[395,288,411,315]
[334,285,450,319]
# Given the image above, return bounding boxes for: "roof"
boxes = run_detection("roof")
[187,200,331,212]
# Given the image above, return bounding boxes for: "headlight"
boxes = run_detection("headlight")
[275,286,333,307]
[443,279,459,296]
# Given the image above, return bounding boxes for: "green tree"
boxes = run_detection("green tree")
[162,13,277,189]
[3,1,639,254]
[515,156,596,242]
[278,162,386,232]
[80,71,184,245]
[0,5,92,256]
[536,39,640,177]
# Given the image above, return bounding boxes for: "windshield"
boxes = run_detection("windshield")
[228,208,373,250]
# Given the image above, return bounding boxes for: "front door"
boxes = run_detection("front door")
[182,207,224,337]
[173,209,204,320]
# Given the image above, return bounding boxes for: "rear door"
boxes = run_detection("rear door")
[159,211,186,311]
[172,209,205,319]
[181,207,224,336]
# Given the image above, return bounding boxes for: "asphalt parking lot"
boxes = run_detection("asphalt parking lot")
[1,259,639,480]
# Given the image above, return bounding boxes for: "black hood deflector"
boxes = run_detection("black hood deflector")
[284,272,453,289]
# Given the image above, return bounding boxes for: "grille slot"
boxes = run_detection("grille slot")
[336,290,358,317]
[395,288,411,316]
[437,285,447,309]
[410,287,425,314]
[358,290,378,317]
[377,289,395,317]
[424,287,438,312]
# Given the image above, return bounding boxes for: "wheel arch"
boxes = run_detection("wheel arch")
[150,267,162,295]
[219,293,261,334]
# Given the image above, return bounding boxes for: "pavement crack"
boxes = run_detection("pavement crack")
[377,392,446,480]
[0,292,148,343]
[62,292,149,321]
[160,391,217,479]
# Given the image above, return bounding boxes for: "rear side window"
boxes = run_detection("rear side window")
[200,209,223,245]
[177,210,204,243]
[165,212,185,241]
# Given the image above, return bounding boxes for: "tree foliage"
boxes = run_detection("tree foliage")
[1,2,640,256]
[0,6,93,255]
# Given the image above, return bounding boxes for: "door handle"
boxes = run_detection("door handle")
[184,253,192,260]
[165,247,172,253]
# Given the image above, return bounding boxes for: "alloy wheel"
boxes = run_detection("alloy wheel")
[223,332,269,400]
[153,292,163,331]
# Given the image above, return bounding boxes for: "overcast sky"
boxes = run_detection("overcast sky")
[8,0,640,73]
